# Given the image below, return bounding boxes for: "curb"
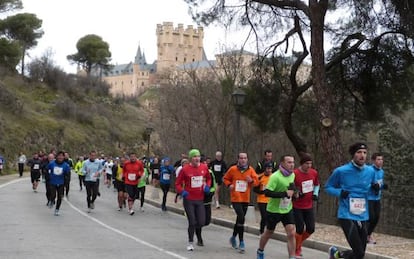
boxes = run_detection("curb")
[145,197,396,259]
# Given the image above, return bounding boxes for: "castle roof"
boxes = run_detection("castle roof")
[178,60,216,70]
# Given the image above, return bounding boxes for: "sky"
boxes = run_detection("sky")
[20,0,253,74]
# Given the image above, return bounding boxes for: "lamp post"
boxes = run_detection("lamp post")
[145,127,153,158]
[231,88,246,155]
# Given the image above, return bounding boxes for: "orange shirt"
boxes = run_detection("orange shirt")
[223,165,259,203]
[256,173,271,204]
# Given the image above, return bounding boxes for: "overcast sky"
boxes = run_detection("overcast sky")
[20,0,252,73]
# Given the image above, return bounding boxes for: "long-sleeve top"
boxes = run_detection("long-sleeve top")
[175,163,211,201]
[293,167,320,209]
[223,165,259,203]
[47,161,70,186]
[367,165,385,201]
[325,161,376,221]
[122,160,144,185]
[160,164,175,185]
[82,159,103,182]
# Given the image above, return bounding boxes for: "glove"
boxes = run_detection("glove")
[382,183,389,190]
[204,185,210,193]
[181,190,189,199]
[371,183,380,195]
[340,190,349,199]
[312,194,319,201]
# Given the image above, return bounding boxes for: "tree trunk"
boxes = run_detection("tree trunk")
[309,1,345,173]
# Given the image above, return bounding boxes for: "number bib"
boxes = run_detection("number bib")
[127,173,136,181]
[163,173,170,180]
[279,197,292,209]
[0,164,3,169]
[53,167,63,175]
[213,164,222,172]
[34,164,40,170]
[301,180,314,194]
[235,180,247,192]
[154,169,159,175]
[191,176,203,188]
[349,198,366,215]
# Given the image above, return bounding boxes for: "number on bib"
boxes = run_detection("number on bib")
[127,173,136,181]
[301,180,314,194]
[279,197,291,209]
[191,176,203,188]
[163,173,170,180]
[53,167,63,175]
[349,198,366,215]
[235,180,247,192]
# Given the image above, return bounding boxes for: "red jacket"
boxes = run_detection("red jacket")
[175,163,211,201]
[123,160,144,185]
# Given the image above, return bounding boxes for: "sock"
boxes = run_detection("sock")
[295,233,303,252]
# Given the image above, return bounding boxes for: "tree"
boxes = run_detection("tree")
[185,0,414,171]
[0,38,21,70]
[0,0,22,13]
[0,12,43,75]
[67,34,111,76]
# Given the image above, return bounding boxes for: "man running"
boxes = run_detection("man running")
[18,152,26,177]
[367,152,388,244]
[114,157,127,211]
[82,151,103,213]
[175,149,211,251]
[209,151,227,209]
[46,151,71,216]
[137,162,149,212]
[42,153,55,207]
[255,149,277,174]
[224,152,259,254]
[63,152,74,199]
[325,143,376,259]
[27,153,42,192]
[74,156,85,191]
[256,154,298,259]
[293,153,320,258]
[123,152,144,215]
[160,157,175,211]
[253,162,273,235]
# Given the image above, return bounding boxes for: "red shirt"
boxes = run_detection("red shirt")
[123,160,144,185]
[175,163,211,201]
[293,167,320,209]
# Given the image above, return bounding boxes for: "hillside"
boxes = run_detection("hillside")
[0,73,151,171]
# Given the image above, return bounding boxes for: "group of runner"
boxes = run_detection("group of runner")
[22,142,386,259]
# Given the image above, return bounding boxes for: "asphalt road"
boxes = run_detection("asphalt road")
[0,175,328,259]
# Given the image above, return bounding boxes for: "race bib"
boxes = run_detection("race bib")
[301,180,314,194]
[163,173,170,180]
[53,167,63,175]
[349,198,366,215]
[191,176,203,188]
[154,169,159,175]
[127,173,136,181]
[34,164,40,170]
[0,164,3,169]
[279,197,291,209]
[235,180,247,192]
[213,164,221,172]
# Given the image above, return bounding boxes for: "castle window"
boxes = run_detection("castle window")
[131,80,132,84]
[184,57,186,62]
[192,58,195,62]
[142,72,144,76]
[141,82,144,86]
[176,57,178,61]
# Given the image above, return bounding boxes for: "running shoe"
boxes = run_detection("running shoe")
[239,241,245,253]
[117,207,122,211]
[295,247,303,258]
[229,236,237,249]
[197,240,204,246]
[257,249,264,259]
[140,207,145,212]
[54,209,59,216]
[187,243,194,251]
[367,235,377,244]
[129,209,135,215]
[328,246,340,259]
[48,201,53,209]
[90,202,95,209]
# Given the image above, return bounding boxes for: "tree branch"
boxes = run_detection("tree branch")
[252,0,310,17]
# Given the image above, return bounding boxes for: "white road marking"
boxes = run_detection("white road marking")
[65,200,188,259]
[0,178,26,189]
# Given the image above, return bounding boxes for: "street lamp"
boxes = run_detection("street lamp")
[145,127,153,158]
[231,87,246,155]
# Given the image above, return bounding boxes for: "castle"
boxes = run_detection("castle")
[103,22,207,97]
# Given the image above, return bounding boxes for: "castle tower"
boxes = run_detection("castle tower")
[156,22,205,73]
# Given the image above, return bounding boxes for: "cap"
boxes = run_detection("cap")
[300,153,312,165]
[348,142,368,156]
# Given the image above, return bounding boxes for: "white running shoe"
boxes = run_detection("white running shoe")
[90,202,95,209]
[140,207,144,212]
[54,209,60,216]
[129,209,135,215]
[186,243,194,251]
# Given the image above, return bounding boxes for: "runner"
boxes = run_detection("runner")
[74,156,85,191]
[202,156,216,227]
[175,149,211,251]
[17,152,26,177]
[159,157,175,211]
[114,157,127,211]
[223,152,259,254]
[27,153,42,192]
[367,152,388,244]
[81,151,103,213]
[103,157,114,189]
[253,162,273,235]
[123,152,144,215]
[255,149,277,174]
[42,153,55,207]
[256,154,298,259]
[174,159,189,203]
[209,151,227,209]
[63,152,74,199]
[137,162,149,212]
[325,143,376,259]
[150,156,161,186]
[293,153,320,259]
[46,151,71,216]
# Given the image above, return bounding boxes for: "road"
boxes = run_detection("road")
[0,175,328,259]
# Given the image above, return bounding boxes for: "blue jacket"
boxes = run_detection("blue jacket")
[47,161,70,186]
[159,165,175,185]
[325,161,375,221]
[367,165,385,201]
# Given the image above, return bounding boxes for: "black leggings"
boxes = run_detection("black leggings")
[49,184,64,210]
[85,181,99,208]
[368,200,381,235]
[204,204,212,226]
[339,219,368,259]
[160,183,170,209]
[78,175,85,189]
[258,203,268,234]
[18,163,24,177]
[137,186,146,207]
[183,199,205,243]
[232,202,248,241]
[293,208,315,234]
